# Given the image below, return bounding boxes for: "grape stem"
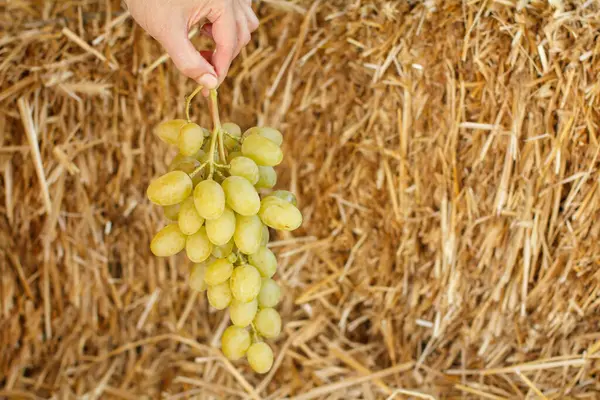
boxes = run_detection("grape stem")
[223,131,241,142]
[207,89,223,179]
[184,85,204,122]
[189,162,208,178]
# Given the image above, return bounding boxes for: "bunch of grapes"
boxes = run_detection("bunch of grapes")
[146,89,302,374]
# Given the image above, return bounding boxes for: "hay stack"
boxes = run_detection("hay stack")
[1,0,600,398]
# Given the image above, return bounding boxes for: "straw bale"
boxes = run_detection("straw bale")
[1,0,600,398]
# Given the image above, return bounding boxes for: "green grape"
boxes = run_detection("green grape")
[271,190,298,206]
[147,171,193,206]
[186,227,213,263]
[205,207,236,245]
[260,225,270,247]
[241,133,283,166]
[243,127,283,146]
[255,166,277,189]
[234,215,263,254]
[230,264,262,302]
[229,157,259,185]
[212,240,234,258]
[178,122,205,156]
[204,258,234,286]
[253,308,281,338]
[221,325,250,361]
[207,281,232,310]
[259,196,302,231]
[229,298,258,327]
[258,278,281,308]
[150,224,186,257]
[247,342,274,374]
[189,262,207,291]
[222,176,260,216]
[167,155,203,185]
[223,122,242,149]
[260,127,283,146]
[198,149,211,164]
[192,149,206,162]
[202,127,211,138]
[248,247,277,278]
[178,197,204,235]
[154,119,187,145]
[163,203,181,221]
[227,252,238,264]
[228,151,242,163]
[194,180,225,220]
[168,154,197,172]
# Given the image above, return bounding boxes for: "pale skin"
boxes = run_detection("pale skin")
[125,0,259,93]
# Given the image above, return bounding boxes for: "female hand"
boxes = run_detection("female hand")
[126,0,259,90]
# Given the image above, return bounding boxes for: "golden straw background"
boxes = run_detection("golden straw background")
[2,0,600,398]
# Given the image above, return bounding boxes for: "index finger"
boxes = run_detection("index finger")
[210,7,237,83]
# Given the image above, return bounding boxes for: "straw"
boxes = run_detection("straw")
[2,0,600,398]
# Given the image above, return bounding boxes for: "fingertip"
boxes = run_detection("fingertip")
[197,73,218,89]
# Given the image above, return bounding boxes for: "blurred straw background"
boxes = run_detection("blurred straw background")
[1,0,600,398]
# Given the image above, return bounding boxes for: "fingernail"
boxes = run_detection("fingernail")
[197,74,218,89]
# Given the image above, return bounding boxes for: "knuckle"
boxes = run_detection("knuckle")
[241,30,251,45]
[248,20,259,32]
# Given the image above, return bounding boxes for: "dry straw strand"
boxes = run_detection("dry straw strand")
[2,0,600,398]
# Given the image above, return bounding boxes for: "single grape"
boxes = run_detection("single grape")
[202,127,211,138]
[204,258,234,286]
[234,215,263,254]
[260,225,270,247]
[192,149,206,162]
[168,155,203,185]
[147,171,193,206]
[228,151,242,163]
[185,227,213,263]
[150,224,186,257]
[227,252,238,264]
[222,122,242,149]
[271,190,298,207]
[248,247,277,278]
[212,240,234,258]
[241,133,283,166]
[230,264,262,302]
[246,342,274,374]
[189,262,207,292]
[229,298,258,327]
[178,197,204,235]
[221,326,251,361]
[167,154,198,173]
[255,166,277,189]
[260,127,283,146]
[194,180,225,220]
[207,281,232,310]
[259,196,302,231]
[229,156,259,185]
[154,119,187,145]
[198,149,211,164]
[178,122,205,156]
[163,203,181,221]
[205,207,236,245]
[253,308,281,338]
[243,127,283,146]
[222,176,260,216]
[258,278,281,308]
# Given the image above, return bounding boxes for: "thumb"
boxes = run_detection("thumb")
[158,26,219,89]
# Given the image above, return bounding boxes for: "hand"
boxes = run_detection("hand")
[126,0,259,90]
